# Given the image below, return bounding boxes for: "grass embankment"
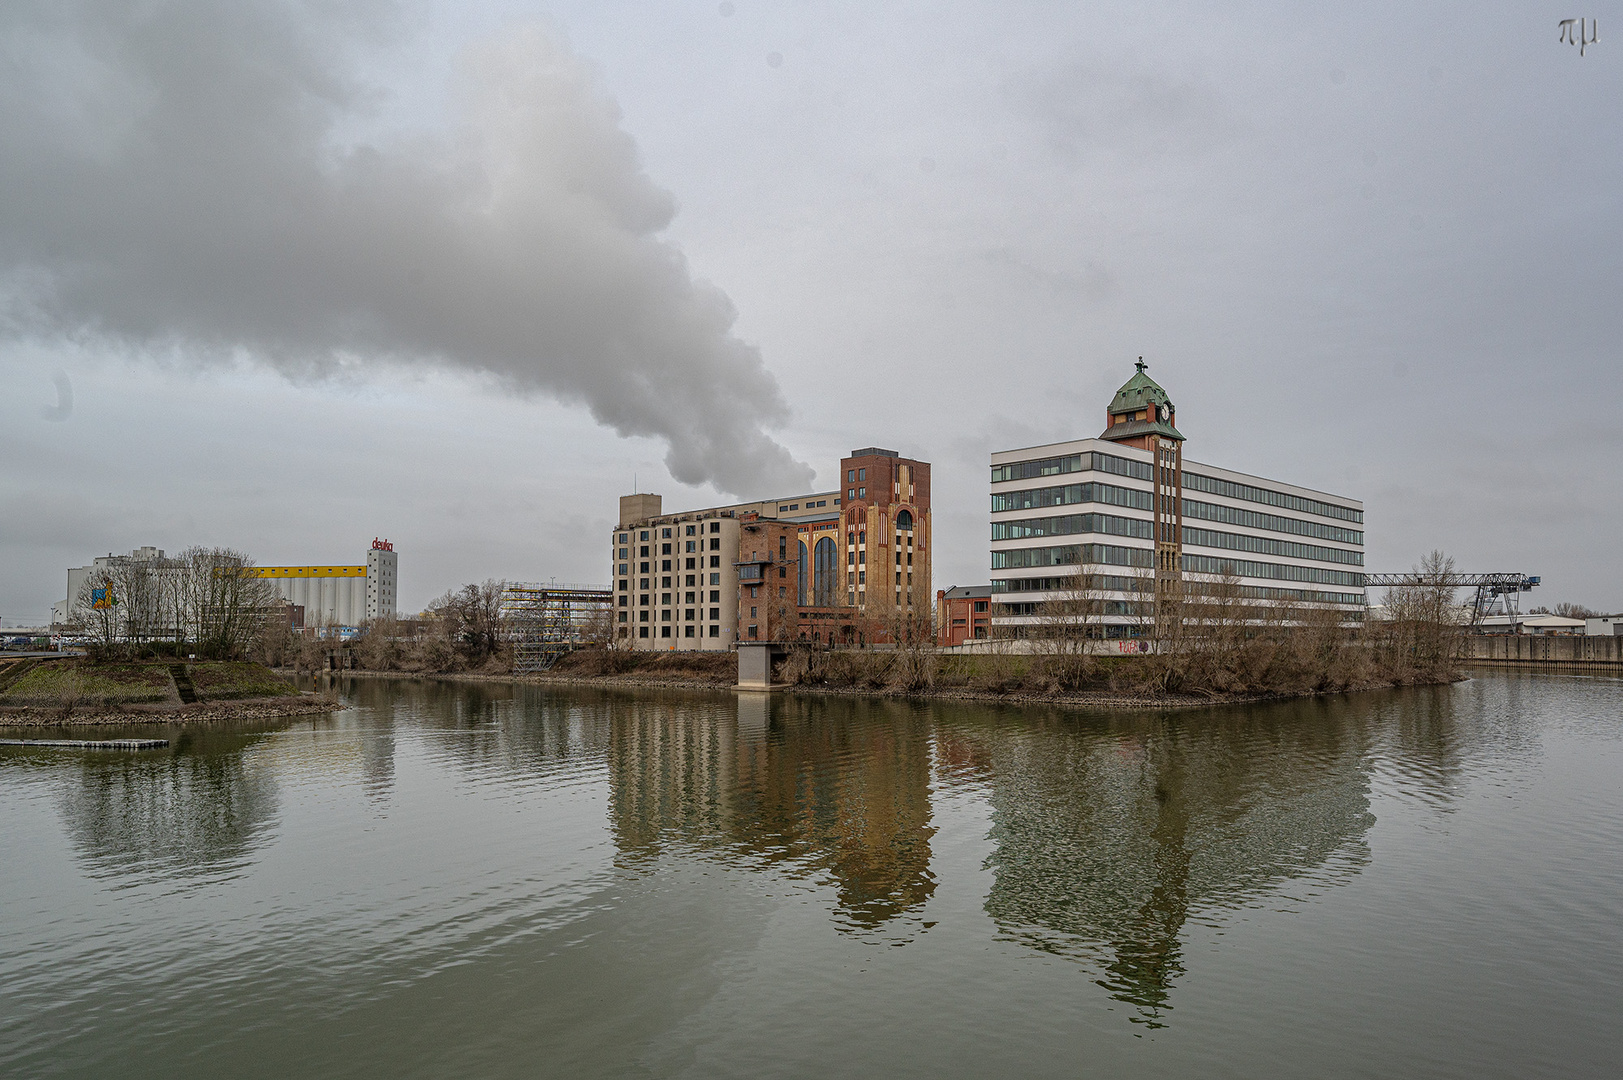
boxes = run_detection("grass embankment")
[545,649,738,684]
[0,659,297,709]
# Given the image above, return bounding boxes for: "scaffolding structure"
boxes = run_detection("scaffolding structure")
[1365,572,1540,630]
[501,582,613,672]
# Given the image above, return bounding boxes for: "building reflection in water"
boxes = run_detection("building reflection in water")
[607,693,937,935]
[938,695,1378,1027]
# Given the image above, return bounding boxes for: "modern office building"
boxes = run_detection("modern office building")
[612,448,932,650]
[53,539,399,628]
[989,362,1364,638]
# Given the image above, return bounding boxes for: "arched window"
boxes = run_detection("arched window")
[798,541,808,605]
[814,537,838,607]
[895,509,913,532]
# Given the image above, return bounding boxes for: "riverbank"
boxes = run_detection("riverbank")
[311,656,1457,711]
[0,657,341,727]
[0,693,342,728]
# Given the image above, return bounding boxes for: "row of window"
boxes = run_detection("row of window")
[625,608,724,622]
[1181,499,1363,545]
[1182,525,1364,565]
[1179,553,1365,587]
[989,577,1365,605]
[991,451,1362,523]
[990,481,1153,514]
[989,513,1360,563]
[777,499,832,511]
[629,626,723,639]
[991,483,1362,545]
[1181,471,1362,523]
[618,522,725,544]
[991,451,1153,485]
[990,544,1366,587]
[991,512,1155,542]
[991,543,1154,570]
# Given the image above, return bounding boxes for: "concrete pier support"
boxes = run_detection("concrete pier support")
[735,642,789,690]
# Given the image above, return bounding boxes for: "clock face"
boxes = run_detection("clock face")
[1158,403,1170,422]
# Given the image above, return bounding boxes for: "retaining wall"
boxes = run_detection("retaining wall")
[1463,635,1623,669]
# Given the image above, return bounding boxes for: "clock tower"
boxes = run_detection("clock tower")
[1100,359,1186,635]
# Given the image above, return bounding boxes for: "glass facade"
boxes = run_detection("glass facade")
[990,481,1152,514]
[1182,526,1365,565]
[990,513,1154,541]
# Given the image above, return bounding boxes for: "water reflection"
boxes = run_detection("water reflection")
[46,725,287,885]
[944,697,1377,1026]
[607,693,937,934]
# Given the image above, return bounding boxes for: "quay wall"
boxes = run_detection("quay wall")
[1462,635,1623,670]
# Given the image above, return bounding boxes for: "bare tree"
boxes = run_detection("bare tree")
[1377,549,1461,682]
[1037,564,1110,689]
[429,579,508,668]
[178,547,282,660]
[73,568,120,656]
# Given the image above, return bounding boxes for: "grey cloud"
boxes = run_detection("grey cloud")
[0,1,812,495]
[1015,60,1238,161]
[40,370,72,421]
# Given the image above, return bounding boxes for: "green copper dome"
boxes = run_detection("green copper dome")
[1100,358,1185,442]
[1108,358,1173,416]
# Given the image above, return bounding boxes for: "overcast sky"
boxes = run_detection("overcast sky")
[2,0,1618,624]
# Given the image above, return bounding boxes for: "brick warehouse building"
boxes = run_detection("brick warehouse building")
[612,448,932,649]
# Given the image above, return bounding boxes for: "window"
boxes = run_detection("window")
[661,543,671,555]
[779,586,787,597]
[750,586,758,598]
[895,551,901,565]
[685,591,695,603]
[858,468,866,480]
[709,625,720,637]
[618,563,627,575]
[618,596,627,607]
[661,626,671,637]
[748,625,758,639]
[814,537,838,606]
[639,611,649,622]
[640,531,649,541]
[896,572,902,585]
[639,626,649,637]
[686,541,695,553]
[858,571,865,584]
[750,606,758,617]
[710,574,720,586]
[618,612,627,622]
[896,509,913,531]
[848,489,856,499]
[848,550,855,565]
[710,555,721,568]
[662,576,672,587]
[710,522,720,533]
[639,545,649,557]
[684,626,695,637]
[709,607,720,620]
[662,528,672,539]
[798,540,808,605]
[858,487,866,498]
[709,538,720,550]
[685,574,695,586]
[974,601,988,612]
[619,533,628,543]
[686,525,696,536]
[640,578,650,589]
[686,558,696,570]
[685,609,695,621]
[778,566,786,578]
[639,594,650,605]
[618,547,627,558]
[661,593,671,604]
[847,469,855,481]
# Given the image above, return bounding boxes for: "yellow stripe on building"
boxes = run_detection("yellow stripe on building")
[253,566,367,578]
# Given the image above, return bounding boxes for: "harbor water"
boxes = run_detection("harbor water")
[2,672,1620,1078]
